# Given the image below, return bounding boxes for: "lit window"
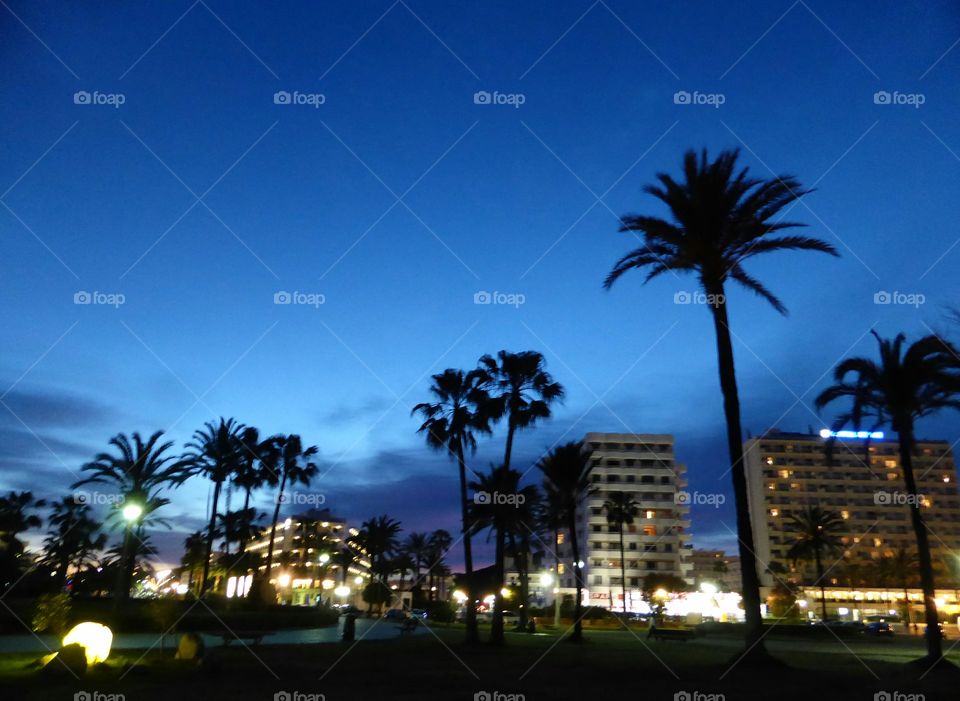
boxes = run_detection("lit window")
[765,457,774,465]
[841,510,849,519]
[885,460,897,468]
[645,510,655,519]
[770,509,779,517]
[778,470,790,479]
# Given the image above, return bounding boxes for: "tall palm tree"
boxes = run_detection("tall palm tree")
[181,531,208,594]
[332,546,355,585]
[74,431,190,601]
[604,148,837,652]
[426,529,452,601]
[470,465,538,644]
[413,368,492,643]
[262,435,319,592]
[603,491,640,613]
[782,505,844,621]
[42,496,106,588]
[873,547,920,628]
[402,531,431,597]
[816,331,960,662]
[186,417,245,596]
[354,515,401,613]
[232,426,277,556]
[479,351,564,470]
[536,442,595,642]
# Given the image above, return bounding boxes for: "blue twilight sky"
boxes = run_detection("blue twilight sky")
[1,1,959,567]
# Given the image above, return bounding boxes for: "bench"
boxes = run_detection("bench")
[647,627,695,642]
[208,630,274,646]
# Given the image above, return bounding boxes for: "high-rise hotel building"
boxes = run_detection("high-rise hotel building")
[744,429,960,588]
[552,433,692,610]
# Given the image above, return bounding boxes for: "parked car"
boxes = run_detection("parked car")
[383,608,407,621]
[863,621,894,636]
[411,609,428,619]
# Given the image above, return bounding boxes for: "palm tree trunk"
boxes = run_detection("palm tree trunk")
[200,479,222,597]
[568,511,583,642]
[263,470,288,593]
[708,291,765,651]
[237,487,252,558]
[503,419,516,471]
[491,526,505,644]
[553,527,561,627]
[897,427,943,660]
[456,444,480,643]
[619,526,627,613]
[115,526,135,603]
[815,548,827,621]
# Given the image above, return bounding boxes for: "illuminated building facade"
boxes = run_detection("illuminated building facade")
[550,433,692,611]
[744,429,960,591]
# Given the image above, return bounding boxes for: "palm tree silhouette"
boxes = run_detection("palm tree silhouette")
[479,351,564,470]
[232,426,277,556]
[536,442,595,642]
[262,435,319,594]
[413,368,492,642]
[604,148,837,653]
[782,505,844,621]
[603,491,640,613]
[42,496,106,588]
[186,417,245,596]
[470,465,538,644]
[816,331,960,663]
[74,431,190,602]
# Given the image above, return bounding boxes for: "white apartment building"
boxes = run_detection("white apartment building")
[552,433,692,611]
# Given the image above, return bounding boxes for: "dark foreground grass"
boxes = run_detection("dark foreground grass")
[2,626,958,701]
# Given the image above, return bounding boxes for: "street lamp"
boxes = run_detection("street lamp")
[122,502,143,522]
[319,553,330,565]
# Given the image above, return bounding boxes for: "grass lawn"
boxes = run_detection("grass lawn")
[2,624,958,700]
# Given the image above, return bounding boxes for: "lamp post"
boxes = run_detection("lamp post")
[115,500,143,607]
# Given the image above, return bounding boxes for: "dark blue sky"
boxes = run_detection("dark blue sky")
[2,1,959,566]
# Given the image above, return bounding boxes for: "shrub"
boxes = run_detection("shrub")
[31,592,72,636]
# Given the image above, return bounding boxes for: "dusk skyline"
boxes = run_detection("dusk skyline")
[3,0,960,567]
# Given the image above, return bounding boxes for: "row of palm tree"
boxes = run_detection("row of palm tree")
[413,350,564,644]
[602,147,960,667]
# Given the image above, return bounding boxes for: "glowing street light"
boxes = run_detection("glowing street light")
[319,553,330,564]
[354,576,364,585]
[334,585,350,598]
[539,573,554,587]
[122,502,143,522]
